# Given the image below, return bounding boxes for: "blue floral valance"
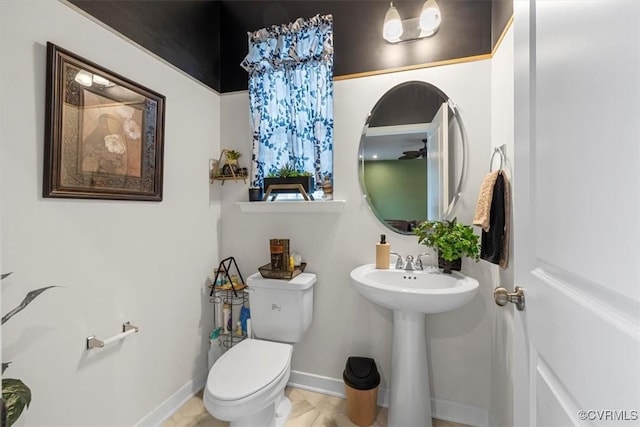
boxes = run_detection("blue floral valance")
[241,14,333,75]
[243,14,334,190]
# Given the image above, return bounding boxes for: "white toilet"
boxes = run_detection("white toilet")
[204,272,316,427]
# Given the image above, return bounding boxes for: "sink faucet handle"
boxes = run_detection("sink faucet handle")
[416,253,430,270]
[390,251,404,269]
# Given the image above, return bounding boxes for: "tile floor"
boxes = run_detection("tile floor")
[162,387,468,427]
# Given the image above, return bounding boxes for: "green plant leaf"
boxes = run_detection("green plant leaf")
[2,362,11,375]
[225,150,241,161]
[1,272,13,280]
[2,286,58,325]
[413,219,480,262]
[276,163,296,178]
[2,378,31,427]
[274,162,311,178]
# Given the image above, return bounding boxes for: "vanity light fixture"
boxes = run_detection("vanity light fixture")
[419,0,442,36]
[382,0,442,44]
[383,2,403,43]
[74,70,114,88]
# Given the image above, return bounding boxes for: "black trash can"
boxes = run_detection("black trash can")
[343,357,380,426]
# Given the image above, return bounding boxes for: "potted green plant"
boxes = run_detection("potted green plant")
[225,150,241,165]
[263,163,315,199]
[1,272,58,427]
[222,150,242,176]
[413,218,480,273]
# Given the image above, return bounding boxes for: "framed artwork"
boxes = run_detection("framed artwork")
[43,42,165,201]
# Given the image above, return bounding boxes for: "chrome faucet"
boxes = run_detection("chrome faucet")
[392,253,432,271]
[390,251,404,269]
[404,255,416,271]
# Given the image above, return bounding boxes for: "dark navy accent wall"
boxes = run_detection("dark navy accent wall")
[71,0,222,91]
[492,0,513,47]
[221,1,492,93]
[71,0,512,93]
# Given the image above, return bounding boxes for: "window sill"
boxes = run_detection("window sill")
[236,200,345,213]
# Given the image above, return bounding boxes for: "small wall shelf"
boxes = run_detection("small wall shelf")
[236,200,345,213]
[210,149,247,185]
[213,175,248,184]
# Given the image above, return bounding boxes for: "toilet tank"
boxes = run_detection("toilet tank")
[246,272,316,343]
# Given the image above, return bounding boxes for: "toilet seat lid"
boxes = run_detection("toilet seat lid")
[207,339,292,401]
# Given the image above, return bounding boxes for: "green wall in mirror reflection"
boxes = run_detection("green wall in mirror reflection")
[363,160,427,225]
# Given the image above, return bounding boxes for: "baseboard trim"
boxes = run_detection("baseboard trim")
[288,370,488,427]
[432,398,489,427]
[288,370,346,398]
[136,369,488,426]
[135,371,208,427]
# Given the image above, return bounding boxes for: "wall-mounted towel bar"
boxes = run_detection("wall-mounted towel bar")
[86,322,139,350]
[490,144,506,171]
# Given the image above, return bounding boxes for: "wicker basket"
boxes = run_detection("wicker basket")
[258,262,306,280]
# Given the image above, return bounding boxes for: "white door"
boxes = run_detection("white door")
[513,1,640,426]
[427,102,449,219]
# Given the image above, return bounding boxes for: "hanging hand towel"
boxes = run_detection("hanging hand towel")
[473,170,500,232]
[499,173,511,269]
[480,172,506,265]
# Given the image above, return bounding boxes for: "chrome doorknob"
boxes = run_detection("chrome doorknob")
[494,286,525,311]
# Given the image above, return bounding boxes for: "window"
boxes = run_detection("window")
[241,15,334,194]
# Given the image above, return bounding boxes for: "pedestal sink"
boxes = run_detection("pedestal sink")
[349,264,479,427]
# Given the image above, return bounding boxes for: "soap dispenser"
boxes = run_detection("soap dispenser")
[375,234,390,269]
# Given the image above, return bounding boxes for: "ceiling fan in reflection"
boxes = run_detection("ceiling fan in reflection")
[398,138,428,160]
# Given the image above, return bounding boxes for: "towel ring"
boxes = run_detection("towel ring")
[490,146,505,171]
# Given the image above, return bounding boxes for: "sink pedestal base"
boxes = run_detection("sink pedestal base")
[388,311,432,427]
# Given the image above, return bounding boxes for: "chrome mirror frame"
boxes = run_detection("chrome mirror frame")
[358,81,468,235]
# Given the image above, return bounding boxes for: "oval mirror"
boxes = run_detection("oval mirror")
[359,81,466,235]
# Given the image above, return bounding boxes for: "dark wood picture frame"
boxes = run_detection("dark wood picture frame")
[44,42,165,201]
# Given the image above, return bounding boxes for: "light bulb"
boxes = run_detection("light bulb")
[419,0,442,36]
[383,2,403,42]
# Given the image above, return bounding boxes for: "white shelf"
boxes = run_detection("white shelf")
[236,200,345,213]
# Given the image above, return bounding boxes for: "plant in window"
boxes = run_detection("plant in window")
[266,163,312,178]
[263,163,316,200]
[275,163,297,178]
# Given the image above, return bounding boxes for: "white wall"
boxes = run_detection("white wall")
[219,60,495,423]
[0,1,220,426]
[490,24,515,427]
[0,2,516,424]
